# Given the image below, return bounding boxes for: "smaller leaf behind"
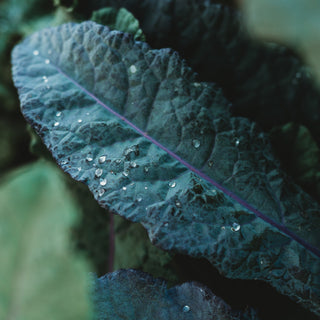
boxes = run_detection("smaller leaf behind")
[91,7,145,41]
[91,269,259,320]
[0,161,93,320]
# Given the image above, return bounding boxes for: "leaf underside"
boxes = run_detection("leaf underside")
[91,269,258,320]
[11,21,320,314]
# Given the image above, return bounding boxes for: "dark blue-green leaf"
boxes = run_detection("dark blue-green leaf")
[11,21,320,315]
[91,269,258,319]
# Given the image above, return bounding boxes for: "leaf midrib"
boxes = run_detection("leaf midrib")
[31,52,320,259]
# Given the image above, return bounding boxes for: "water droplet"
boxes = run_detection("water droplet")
[86,153,93,162]
[122,186,127,191]
[42,76,48,83]
[122,171,129,177]
[78,119,82,123]
[99,155,106,164]
[193,82,201,87]
[260,260,264,265]
[192,139,200,148]
[100,178,107,186]
[60,159,68,165]
[144,186,148,190]
[45,59,50,64]
[33,50,39,56]
[164,223,169,227]
[175,200,182,207]
[169,181,176,188]
[137,195,143,202]
[54,122,59,127]
[235,139,240,147]
[231,223,241,232]
[86,112,90,116]
[208,160,213,167]
[56,111,61,117]
[77,167,82,172]
[115,159,122,164]
[130,161,137,168]
[221,226,226,230]
[95,168,103,177]
[98,188,105,197]
[183,305,190,313]
[129,65,137,73]
[144,166,149,173]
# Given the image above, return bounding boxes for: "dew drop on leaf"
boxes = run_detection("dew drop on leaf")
[78,119,82,123]
[86,153,93,162]
[100,178,107,186]
[169,181,176,188]
[54,122,59,127]
[144,166,149,173]
[182,305,190,312]
[130,161,137,168]
[129,65,137,73]
[175,200,182,207]
[99,155,106,164]
[235,139,240,147]
[231,223,241,232]
[45,59,50,64]
[122,186,127,191]
[95,168,103,177]
[33,50,39,56]
[98,188,105,197]
[56,111,61,117]
[192,139,200,148]
[122,171,129,177]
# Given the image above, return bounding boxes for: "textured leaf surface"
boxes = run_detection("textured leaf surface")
[11,22,320,314]
[91,269,258,320]
[95,0,320,143]
[0,162,92,319]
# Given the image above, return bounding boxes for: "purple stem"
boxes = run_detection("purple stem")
[108,212,115,273]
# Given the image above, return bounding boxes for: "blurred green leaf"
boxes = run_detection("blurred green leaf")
[242,0,320,84]
[91,7,145,41]
[0,161,92,320]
